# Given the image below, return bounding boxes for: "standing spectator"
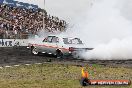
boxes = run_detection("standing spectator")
[14,29,17,38]
[5,30,9,38]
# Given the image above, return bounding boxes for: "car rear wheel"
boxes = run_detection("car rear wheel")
[56,49,63,59]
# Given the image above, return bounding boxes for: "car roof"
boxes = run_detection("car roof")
[48,34,71,38]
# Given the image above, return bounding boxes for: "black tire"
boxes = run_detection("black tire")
[31,46,39,55]
[56,49,63,59]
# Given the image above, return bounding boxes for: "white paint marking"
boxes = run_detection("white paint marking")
[25,64,31,66]
[35,63,42,65]
[5,66,12,68]
[0,62,49,69]
[0,67,3,69]
[14,65,20,67]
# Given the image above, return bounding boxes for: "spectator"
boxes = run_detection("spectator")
[0,4,67,39]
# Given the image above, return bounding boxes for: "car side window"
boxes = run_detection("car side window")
[43,36,52,43]
[47,36,53,43]
[43,36,59,43]
[52,37,59,43]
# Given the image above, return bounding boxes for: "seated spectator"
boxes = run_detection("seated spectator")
[0,4,67,39]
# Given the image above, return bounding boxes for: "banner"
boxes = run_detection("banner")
[0,39,28,47]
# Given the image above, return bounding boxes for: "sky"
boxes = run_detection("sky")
[14,0,94,23]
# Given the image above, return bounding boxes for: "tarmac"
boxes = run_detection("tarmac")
[0,46,131,68]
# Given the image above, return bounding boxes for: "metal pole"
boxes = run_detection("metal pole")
[43,0,45,30]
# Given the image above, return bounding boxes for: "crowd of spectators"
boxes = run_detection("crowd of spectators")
[0,4,67,39]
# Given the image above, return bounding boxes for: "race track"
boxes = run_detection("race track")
[0,47,132,68]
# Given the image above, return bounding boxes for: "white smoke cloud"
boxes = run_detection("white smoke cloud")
[71,0,132,46]
[77,0,132,59]
[82,37,132,60]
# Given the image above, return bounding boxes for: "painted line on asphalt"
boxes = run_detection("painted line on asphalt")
[25,64,31,66]
[35,63,42,65]
[5,66,12,68]
[0,62,49,69]
[14,65,20,67]
[0,67,3,69]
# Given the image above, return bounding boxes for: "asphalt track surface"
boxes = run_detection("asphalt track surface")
[0,46,132,68]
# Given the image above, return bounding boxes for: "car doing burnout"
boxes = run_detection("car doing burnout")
[28,35,93,58]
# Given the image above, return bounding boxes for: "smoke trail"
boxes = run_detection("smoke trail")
[82,37,132,60]
[77,0,132,60]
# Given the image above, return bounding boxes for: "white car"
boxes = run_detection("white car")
[28,35,93,58]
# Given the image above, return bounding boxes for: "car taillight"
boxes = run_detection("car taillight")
[69,47,74,52]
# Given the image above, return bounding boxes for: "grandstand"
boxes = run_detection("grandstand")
[0,0,67,39]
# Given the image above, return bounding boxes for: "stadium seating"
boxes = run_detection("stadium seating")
[0,2,67,39]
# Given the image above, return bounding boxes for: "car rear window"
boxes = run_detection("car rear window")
[63,38,83,44]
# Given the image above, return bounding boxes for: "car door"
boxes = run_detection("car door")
[40,36,53,53]
[49,36,59,54]
[41,36,58,54]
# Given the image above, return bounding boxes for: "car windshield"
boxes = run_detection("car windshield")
[63,38,83,44]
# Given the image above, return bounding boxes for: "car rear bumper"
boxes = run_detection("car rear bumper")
[70,48,93,58]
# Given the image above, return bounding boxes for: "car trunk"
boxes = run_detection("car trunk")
[66,44,93,58]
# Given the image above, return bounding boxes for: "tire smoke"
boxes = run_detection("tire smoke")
[75,0,132,60]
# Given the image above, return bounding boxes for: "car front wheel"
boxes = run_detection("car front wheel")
[31,47,39,55]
